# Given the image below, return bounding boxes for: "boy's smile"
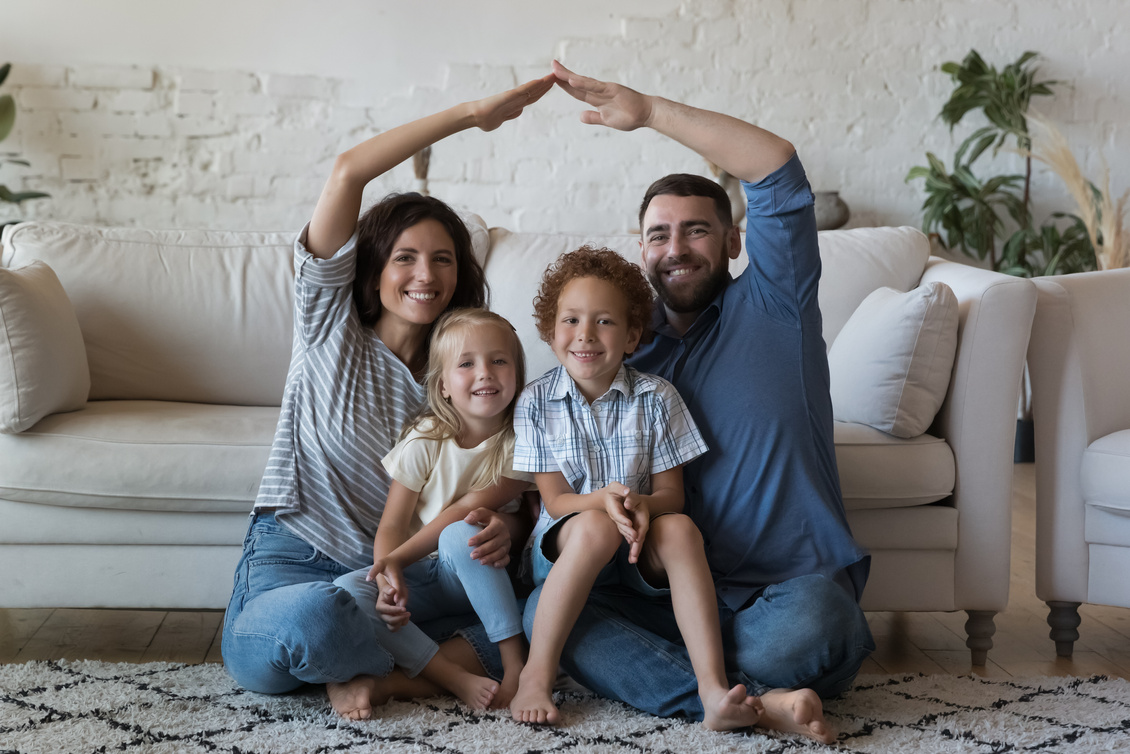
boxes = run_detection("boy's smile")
[551,276,642,404]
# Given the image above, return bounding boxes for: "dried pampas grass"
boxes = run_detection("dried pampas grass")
[1021,116,1129,270]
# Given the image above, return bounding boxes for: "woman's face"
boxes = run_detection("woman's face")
[378,219,459,329]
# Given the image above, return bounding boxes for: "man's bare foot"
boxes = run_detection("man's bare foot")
[448,669,498,710]
[492,668,521,710]
[757,688,834,744]
[701,683,763,731]
[327,675,383,720]
[510,673,559,725]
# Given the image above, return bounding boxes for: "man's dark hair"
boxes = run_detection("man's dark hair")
[353,192,487,328]
[638,173,733,232]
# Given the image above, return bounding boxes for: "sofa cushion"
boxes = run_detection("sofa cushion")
[0,261,90,433]
[828,282,958,438]
[1082,430,1130,547]
[834,422,954,509]
[0,400,277,512]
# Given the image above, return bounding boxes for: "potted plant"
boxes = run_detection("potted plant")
[1,62,50,213]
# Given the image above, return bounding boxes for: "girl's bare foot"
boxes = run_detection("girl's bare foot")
[448,669,498,710]
[510,672,559,724]
[492,668,521,710]
[757,688,834,744]
[327,675,383,720]
[701,683,763,731]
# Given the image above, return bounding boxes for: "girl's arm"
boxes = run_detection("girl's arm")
[369,479,421,627]
[306,74,555,260]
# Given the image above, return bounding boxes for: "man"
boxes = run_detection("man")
[522,61,875,743]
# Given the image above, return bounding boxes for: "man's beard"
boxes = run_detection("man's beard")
[648,261,729,314]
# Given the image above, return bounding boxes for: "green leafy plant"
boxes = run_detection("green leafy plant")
[906,50,1096,277]
[1,62,50,206]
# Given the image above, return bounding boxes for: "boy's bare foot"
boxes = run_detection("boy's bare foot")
[701,683,763,731]
[327,675,384,720]
[492,669,521,710]
[757,688,834,744]
[510,673,559,724]
[448,670,498,710]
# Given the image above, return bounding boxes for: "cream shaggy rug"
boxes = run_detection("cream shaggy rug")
[2,661,1129,753]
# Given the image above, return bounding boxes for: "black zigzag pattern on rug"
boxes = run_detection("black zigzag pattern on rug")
[3,662,1130,753]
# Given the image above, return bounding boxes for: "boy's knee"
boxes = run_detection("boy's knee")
[565,509,622,552]
[649,513,703,550]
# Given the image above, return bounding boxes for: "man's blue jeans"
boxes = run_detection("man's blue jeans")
[522,572,874,721]
[222,511,501,693]
[332,520,523,678]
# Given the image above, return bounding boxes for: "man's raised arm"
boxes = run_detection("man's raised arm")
[551,60,794,185]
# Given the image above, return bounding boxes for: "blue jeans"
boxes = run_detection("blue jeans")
[332,521,523,678]
[522,572,874,721]
[222,512,501,693]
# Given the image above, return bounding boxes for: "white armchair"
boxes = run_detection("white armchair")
[1028,269,1130,655]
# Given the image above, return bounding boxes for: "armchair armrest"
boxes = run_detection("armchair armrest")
[920,258,1037,609]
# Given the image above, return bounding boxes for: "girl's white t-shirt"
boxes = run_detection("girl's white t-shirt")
[382,425,532,536]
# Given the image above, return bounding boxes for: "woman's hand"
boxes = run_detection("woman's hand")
[464,508,512,568]
[467,74,555,133]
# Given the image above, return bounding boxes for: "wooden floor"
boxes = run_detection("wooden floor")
[3,463,1129,678]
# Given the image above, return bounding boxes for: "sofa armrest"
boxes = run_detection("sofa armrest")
[1028,269,1130,602]
[920,257,1037,609]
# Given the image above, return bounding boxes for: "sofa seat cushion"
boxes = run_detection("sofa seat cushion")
[834,421,954,510]
[1082,430,1130,547]
[0,400,277,512]
[0,499,246,546]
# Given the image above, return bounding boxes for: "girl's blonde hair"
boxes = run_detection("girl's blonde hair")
[401,308,526,491]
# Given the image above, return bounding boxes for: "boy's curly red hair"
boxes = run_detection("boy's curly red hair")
[532,246,654,346]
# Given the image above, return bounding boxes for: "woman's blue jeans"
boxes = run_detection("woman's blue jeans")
[222,511,502,693]
[332,520,523,678]
[522,572,875,721]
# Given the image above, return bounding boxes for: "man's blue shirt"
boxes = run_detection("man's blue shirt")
[628,153,869,611]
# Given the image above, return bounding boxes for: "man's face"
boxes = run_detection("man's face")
[639,194,739,317]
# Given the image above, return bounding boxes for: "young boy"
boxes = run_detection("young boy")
[509,246,763,730]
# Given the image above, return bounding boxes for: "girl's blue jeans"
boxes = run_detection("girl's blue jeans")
[332,520,523,678]
[221,511,505,693]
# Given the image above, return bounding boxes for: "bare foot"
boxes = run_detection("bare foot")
[701,683,763,731]
[448,669,498,710]
[757,688,834,744]
[510,672,559,725]
[327,675,382,720]
[492,668,521,710]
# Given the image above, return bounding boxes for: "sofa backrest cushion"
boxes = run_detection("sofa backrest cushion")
[0,260,91,432]
[2,222,295,406]
[485,225,931,381]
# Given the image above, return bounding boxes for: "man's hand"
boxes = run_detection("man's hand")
[464,508,512,568]
[552,60,653,131]
[468,74,555,133]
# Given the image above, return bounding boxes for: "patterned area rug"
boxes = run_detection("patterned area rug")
[2,661,1129,753]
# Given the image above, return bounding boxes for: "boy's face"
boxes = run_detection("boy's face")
[551,276,642,403]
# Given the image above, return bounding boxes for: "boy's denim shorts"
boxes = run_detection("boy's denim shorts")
[531,511,672,598]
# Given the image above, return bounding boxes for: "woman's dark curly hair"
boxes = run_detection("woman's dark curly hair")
[352,192,487,328]
[532,246,654,346]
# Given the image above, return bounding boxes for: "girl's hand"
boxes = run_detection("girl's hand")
[371,560,410,629]
[375,577,410,630]
[467,74,555,133]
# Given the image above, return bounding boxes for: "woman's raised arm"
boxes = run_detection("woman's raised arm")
[306,74,555,259]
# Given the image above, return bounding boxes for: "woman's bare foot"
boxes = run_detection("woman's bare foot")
[327,675,383,720]
[757,688,834,744]
[701,683,763,731]
[447,669,498,710]
[510,671,559,724]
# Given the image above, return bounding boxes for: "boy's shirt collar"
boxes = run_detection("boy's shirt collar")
[546,363,653,404]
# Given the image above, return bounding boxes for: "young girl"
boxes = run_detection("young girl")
[333,308,532,715]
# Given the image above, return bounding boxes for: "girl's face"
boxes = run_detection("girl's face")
[440,325,519,435]
[378,219,459,329]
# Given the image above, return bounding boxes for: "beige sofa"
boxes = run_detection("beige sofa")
[0,219,1036,663]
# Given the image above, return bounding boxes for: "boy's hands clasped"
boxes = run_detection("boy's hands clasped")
[598,482,650,564]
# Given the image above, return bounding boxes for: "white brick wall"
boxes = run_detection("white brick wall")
[2,0,1127,236]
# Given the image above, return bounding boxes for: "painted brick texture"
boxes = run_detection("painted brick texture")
[2,0,1127,235]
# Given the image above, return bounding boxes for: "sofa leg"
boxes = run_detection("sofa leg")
[964,610,996,666]
[1046,601,1082,657]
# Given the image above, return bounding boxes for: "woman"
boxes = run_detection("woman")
[222,73,554,720]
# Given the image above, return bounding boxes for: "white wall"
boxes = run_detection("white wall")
[2,0,1126,235]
